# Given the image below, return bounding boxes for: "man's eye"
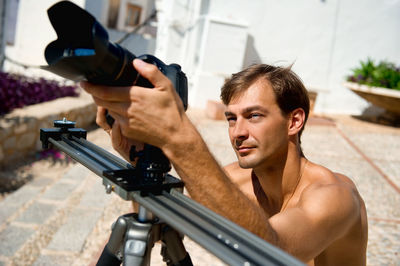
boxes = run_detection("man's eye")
[226,117,236,125]
[249,113,262,120]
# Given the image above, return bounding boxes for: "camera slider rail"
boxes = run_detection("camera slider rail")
[40,120,303,266]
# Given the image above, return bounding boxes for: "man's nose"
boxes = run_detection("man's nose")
[232,119,249,140]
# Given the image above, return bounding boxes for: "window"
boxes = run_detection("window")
[107,0,120,29]
[125,3,142,27]
[5,0,20,45]
[107,0,144,31]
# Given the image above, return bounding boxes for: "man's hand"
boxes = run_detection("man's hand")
[81,59,186,150]
[95,106,143,162]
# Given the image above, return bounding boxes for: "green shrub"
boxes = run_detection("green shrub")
[347,58,400,90]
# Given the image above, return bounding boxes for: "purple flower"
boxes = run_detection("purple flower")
[0,71,79,116]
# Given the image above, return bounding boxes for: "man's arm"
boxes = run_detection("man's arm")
[161,116,279,243]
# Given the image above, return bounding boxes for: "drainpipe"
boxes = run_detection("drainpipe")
[0,0,6,71]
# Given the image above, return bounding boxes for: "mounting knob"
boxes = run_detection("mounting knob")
[54,117,76,129]
[105,184,113,194]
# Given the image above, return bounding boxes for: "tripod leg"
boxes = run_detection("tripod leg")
[123,215,157,266]
[97,245,122,266]
[161,226,193,266]
[123,238,151,266]
[97,215,128,266]
[97,213,155,266]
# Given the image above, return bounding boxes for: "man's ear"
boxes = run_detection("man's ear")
[288,108,305,136]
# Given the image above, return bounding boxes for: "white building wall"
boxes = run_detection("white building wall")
[320,0,400,114]
[188,17,248,107]
[4,0,86,79]
[85,0,109,25]
[154,0,197,64]
[155,0,400,115]
[5,0,399,114]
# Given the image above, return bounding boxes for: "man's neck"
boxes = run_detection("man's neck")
[253,144,305,211]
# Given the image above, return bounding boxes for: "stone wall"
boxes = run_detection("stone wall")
[0,91,97,168]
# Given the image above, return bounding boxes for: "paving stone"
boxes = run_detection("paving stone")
[46,208,103,252]
[367,219,400,265]
[0,186,43,225]
[302,126,362,160]
[15,202,57,224]
[33,254,74,266]
[62,164,90,183]
[0,225,35,256]
[77,177,110,209]
[40,182,79,201]
[340,127,400,162]
[374,160,400,191]
[27,177,53,188]
[0,204,18,226]
[1,186,42,208]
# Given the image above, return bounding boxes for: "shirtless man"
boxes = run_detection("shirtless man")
[81,59,368,265]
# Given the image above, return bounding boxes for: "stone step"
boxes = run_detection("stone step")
[0,164,112,265]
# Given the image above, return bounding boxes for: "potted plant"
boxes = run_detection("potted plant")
[344,58,400,115]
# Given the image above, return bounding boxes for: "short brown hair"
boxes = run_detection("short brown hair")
[221,64,310,155]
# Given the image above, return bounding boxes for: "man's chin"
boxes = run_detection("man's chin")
[238,159,256,169]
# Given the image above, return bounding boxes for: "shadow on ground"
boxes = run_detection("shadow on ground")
[0,123,100,196]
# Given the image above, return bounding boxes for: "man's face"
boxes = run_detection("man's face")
[225,79,290,169]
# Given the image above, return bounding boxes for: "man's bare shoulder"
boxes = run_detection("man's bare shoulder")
[299,162,361,211]
[223,162,255,200]
[298,162,368,265]
[299,162,366,242]
[303,161,356,189]
[302,161,360,196]
[224,161,252,180]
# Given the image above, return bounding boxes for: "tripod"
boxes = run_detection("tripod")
[97,206,192,266]
[40,119,304,266]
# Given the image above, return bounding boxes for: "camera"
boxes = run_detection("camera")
[41,0,188,110]
[41,0,189,184]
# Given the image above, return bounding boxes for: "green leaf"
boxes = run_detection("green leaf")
[347,58,400,90]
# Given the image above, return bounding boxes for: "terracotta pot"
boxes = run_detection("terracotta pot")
[344,82,400,115]
[308,90,318,116]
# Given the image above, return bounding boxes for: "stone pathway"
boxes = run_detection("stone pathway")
[0,110,399,265]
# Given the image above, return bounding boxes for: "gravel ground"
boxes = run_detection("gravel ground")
[1,110,400,265]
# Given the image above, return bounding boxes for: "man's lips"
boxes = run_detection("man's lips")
[236,146,255,155]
